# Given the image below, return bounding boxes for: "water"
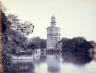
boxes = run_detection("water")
[3,52,96,73]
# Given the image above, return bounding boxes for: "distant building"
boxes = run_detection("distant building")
[46,15,60,49]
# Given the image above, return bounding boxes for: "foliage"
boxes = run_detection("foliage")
[1,11,34,66]
[27,37,46,49]
[60,37,94,55]
[8,14,34,36]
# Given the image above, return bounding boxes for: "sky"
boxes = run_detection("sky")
[1,0,96,41]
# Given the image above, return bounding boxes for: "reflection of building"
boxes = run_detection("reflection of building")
[47,15,60,49]
[47,54,60,72]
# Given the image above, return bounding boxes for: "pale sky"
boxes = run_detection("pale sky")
[1,0,96,41]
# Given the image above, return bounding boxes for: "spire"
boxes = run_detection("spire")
[51,14,56,27]
[51,14,56,20]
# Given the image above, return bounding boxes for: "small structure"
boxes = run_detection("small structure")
[46,15,60,53]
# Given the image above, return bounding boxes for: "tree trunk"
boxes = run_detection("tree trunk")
[0,1,3,72]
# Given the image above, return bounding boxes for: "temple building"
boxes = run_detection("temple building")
[46,15,60,49]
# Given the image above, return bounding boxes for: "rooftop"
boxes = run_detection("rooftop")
[46,26,60,29]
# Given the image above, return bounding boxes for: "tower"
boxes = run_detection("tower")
[46,15,60,49]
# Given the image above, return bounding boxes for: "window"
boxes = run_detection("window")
[50,33,52,36]
[54,33,58,36]
[54,37,57,39]
[47,34,50,36]
[59,37,60,40]
[50,29,53,31]
[50,37,52,39]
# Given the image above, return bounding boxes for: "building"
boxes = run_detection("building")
[46,15,60,49]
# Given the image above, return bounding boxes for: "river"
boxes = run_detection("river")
[3,52,96,73]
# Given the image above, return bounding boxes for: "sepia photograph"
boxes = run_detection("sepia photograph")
[0,0,96,73]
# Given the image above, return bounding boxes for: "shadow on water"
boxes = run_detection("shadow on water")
[3,50,94,73]
[61,51,93,66]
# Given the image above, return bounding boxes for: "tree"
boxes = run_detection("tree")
[27,37,46,50]
[40,39,46,49]
[60,37,94,55]
[8,15,34,36]
[1,9,34,66]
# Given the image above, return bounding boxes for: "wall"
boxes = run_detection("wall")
[47,28,60,49]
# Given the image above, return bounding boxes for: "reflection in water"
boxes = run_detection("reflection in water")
[61,52,93,65]
[3,52,96,73]
[47,54,60,73]
[3,60,35,73]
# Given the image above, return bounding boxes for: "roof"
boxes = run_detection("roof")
[51,15,56,20]
[46,26,60,29]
